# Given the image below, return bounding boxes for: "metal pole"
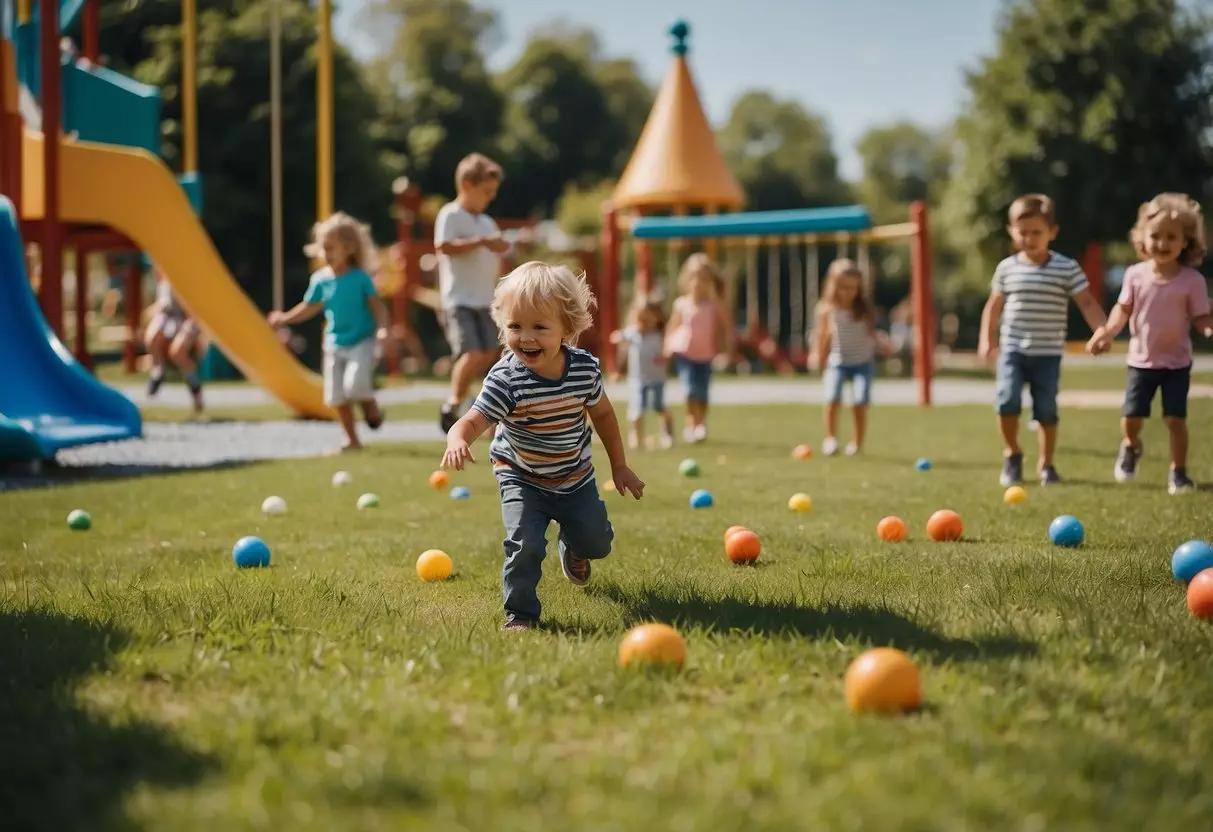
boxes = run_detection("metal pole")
[316,0,333,223]
[270,0,284,310]
[182,0,197,173]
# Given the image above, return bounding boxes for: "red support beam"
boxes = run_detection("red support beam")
[82,0,101,62]
[38,0,64,338]
[1083,242,1103,306]
[909,201,935,407]
[74,247,92,369]
[0,40,21,206]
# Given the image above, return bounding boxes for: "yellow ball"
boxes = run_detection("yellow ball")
[844,647,922,714]
[787,492,813,513]
[1003,485,1027,505]
[618,623,686,670]
[416,549,453,582]
[602,479,616,492]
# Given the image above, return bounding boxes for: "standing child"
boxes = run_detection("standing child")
[442,262,644,631]
[1087,192,1213,494]
[610,295,674,450]
[811,258,887,455]
[979,193,1108,487]
[665,252,733,443]
[269,212,386,452]
[144,268,204,414]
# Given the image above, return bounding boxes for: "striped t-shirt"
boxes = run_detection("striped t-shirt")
[826,307,876,367]
[993,252,1089,356]
[472,346,604,494]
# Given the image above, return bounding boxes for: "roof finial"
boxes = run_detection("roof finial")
[668,19,690,56]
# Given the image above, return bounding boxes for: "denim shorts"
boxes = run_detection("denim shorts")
[628,380,666,421]
[1123,365,1190,419]
[823,362,875,406]
[676,357,713,403]
[996,351,1061,425]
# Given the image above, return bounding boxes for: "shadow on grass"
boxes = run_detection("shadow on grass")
[0,458,260,493]
[0,609,218,831]
[585,582,1036,663]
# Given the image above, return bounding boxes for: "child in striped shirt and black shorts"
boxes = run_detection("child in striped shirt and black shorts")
[441,262,646,631]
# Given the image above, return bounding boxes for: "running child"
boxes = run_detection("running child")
[269,212,386,452]
[1086,192,1213,494]
[665,252,733,443]
[978,193,1108,486]
[610,294,674,450]
[145,268,204,414]
[441,261,644,631]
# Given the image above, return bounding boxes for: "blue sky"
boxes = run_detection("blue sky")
[333,0,1005,181]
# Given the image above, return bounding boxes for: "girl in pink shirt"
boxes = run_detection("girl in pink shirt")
[665,253,733,443]
[1088,192,1213,493]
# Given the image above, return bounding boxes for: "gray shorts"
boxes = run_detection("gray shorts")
[323,337,376,406]
[444,306,498,357]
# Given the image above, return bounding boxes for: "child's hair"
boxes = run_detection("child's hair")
[1130,192,1208,266]
[304,211,379,273]
[491,261,597,343]
[821,258,872,322]
[627,293,668,331]
[677,252,725,298]
[1008,193,1056,226]
[456,153,504,189]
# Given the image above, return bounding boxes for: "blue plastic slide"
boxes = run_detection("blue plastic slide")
[0,196,141,462]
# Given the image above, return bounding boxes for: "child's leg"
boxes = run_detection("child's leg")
[145,317,168,394]
[847,364,875,452]
[994,352,1026,484]
[325,349,360,449]
[694,362,713,429]
[1161,366,1192,477]
[821,366,843,453]
[347,338,383,430]
[1115,366,1156,482]
[1026,357,1061,474]
[627,381,644,449]
[500,480,554,624]
[335,404,360,449]
[653,383,674,447]
[553,478,615,586]
[1166,417,1188,470]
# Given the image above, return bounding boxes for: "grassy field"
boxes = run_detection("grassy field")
[4,401,1213,830]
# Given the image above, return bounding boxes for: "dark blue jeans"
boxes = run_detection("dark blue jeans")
[499,477,614,622]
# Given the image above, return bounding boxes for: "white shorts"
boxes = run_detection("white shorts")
[323,337,376,406]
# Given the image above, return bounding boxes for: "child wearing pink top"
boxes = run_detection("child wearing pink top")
[1088,193,1213,493]
[665,253,733,443]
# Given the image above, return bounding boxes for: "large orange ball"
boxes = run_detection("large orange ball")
[844,647,922,714]
[1187,569,1213,619]
[926,509,963,541]
[429,470,449,490]
[792,444,813,461]
[618,623,686,670]
[877,516,907,542]
[725,529,761,564]
[724,525,749,543]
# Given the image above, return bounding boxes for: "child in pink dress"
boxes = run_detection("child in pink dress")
[1088,192,1213,493]
[665,253,733,443]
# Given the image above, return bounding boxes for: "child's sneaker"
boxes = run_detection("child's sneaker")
[692,424,708,443]
[1168,468,1196,495]
[1039,465,1062,486]
[683,426,696,443]
[999,452,1023,486]
[658,431,674,450]
[627,430,640,450]
[1114,442,1141,482]
[147,370,164,397]
[560,547,591,586]
[439,403,459,434]
[502,615,536,631]
[822,436,840,456]
[844,441,860,456]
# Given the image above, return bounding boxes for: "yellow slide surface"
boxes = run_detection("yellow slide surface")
[22,130,334,419]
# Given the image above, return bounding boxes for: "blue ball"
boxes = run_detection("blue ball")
[450,486,470,500]
[1048,515,1085,547]
[915,458,932,471]
[232,535,271,568]
[689,489,714,509]
[1171,539,1213,582]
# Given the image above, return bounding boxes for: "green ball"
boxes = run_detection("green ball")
[67,509,91,531]
[679,458,701,477]
[357,493,380,510]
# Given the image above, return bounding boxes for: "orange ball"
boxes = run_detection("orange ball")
[725,529,761,564]
[877,516,907,542]
[724,525,749,543]
[618,623,686,670]
[926,509,963,542]
[428,470,449,490]
[1187,569,1213,619]
[792,444,813,460]
[844,647,922,714]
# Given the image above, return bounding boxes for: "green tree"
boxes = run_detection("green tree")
[855,122,953,224]
[717,90,851,211]
[942,0,1213,274]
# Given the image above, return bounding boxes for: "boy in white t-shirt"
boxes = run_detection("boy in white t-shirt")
[435,153,511,433]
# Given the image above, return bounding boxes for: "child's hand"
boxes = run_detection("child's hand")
[442,438,475,471]
[610,465,645,500]
[267,310,284,328]
[608,330,623,344]
[977,339,997,363]
[1086,332,1110,355]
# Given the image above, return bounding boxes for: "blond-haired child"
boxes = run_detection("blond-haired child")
[665,252,733,443]
[610,294,674,450]
[442,261,644,631]
[269,211,386,452]
[1087,192,1213,493]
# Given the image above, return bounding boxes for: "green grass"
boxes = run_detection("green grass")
[4,403,1213,830]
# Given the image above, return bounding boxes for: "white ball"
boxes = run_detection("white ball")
[332,471,352,487]
[261,495,287,515]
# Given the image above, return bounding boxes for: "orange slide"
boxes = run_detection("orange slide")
[22,130,335,419]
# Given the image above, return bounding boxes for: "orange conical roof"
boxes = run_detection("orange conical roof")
[612,21,744,212]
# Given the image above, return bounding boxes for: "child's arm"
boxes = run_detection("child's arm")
[586,394,645,499]
[810,305,831,370]
[1071,288,1108,338]
[1193,314,1213,339]
[663,303,684,355]
[714,300,735,356]
[1087,302,1129,354]
[978,292,1004,361]
[442,409,494,470]
[268,299,322,328]
[367,286,389,337]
